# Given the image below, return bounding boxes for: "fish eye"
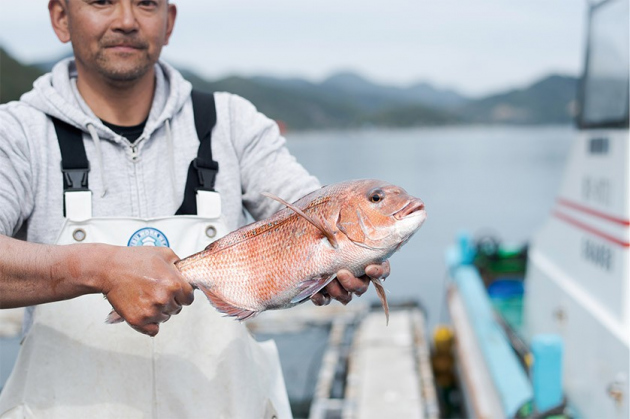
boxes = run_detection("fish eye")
[369,189,385,203]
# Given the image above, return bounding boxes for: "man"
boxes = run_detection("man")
[0,0,389,417]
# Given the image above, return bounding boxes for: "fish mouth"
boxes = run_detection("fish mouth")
[393,199,425,220]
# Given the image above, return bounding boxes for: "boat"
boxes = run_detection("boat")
[444,0,629,417]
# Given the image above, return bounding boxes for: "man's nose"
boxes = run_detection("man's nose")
[112,1,139,33]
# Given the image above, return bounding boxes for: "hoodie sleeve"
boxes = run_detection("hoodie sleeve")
[226,94,321,221]
[0,105,35,236]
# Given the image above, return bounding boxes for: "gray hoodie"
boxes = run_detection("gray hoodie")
[0,58,320,246]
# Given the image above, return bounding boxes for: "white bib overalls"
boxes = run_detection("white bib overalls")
[0,189,292,418]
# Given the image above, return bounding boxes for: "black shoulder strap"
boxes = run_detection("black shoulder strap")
[176,90,219,215]
[53,117,90,216]
[52,90,217,217]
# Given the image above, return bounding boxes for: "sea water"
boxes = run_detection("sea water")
[284,125,574,328]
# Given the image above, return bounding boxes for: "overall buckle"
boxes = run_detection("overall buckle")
[62,165,90,191]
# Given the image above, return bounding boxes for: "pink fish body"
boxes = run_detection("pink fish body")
[175,179,426,321]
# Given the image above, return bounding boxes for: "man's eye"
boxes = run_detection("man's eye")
[138,0,158,7]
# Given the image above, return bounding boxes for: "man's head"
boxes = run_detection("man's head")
[49,0,176,84]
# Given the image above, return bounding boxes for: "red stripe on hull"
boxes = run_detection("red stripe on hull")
[553,211,630,248]
[557,198,630,226]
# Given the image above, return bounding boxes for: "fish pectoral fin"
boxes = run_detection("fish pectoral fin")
[262,192,339,249]
[196,283,259,321]
[371,277,390,325]
[290,274,335,304]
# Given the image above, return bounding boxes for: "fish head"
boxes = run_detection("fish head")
[335,179,426,252]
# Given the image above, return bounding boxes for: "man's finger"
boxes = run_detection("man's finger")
[365,261,390,280]
[337,269,369,295]
[163,298,182,316]
[325,279,352,305]
[143,310,172,325]
[132,322,159,337]
[175,281,195,306]
[311,292,331,306]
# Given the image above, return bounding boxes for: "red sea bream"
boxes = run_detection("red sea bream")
[176,179,426,322]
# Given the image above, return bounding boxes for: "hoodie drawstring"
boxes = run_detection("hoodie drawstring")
[164,119,178,205]
[87,123,109,198]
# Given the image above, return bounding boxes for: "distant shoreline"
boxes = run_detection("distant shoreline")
[1,48,578,131]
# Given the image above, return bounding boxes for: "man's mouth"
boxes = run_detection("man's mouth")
[102,38,148,50]
[106,44,144,50]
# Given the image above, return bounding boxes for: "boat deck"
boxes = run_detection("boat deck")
[341,309,438,419]
[250,303,438,418]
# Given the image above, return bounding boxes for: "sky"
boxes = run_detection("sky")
[0,1,590,97]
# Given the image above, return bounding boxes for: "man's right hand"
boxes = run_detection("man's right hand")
[98,246,195,337]
[0,235,194,337]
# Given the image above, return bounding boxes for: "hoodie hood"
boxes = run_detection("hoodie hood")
[21,58,192,142]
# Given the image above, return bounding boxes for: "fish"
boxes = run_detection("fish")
[176,179,426,323]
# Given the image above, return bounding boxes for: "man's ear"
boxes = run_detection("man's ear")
[49,0,71,43]
[164,3,177,46]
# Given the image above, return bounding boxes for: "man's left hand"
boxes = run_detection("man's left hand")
[311,261,390,306]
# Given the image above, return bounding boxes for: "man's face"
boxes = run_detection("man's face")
[51,0,176,83]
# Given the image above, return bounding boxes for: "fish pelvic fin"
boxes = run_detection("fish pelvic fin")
[196,283,259,321]
[371,277,390,325]
[291,274,335,305]
[262,191,339,249]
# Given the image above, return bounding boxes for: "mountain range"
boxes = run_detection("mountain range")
[1,47,578,130]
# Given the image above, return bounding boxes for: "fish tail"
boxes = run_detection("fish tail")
[105,310,124,324]
[175,252,216,287]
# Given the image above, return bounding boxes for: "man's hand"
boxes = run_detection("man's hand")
[100,246,194,337]
[311,261,390,306]
[0,236,194,337]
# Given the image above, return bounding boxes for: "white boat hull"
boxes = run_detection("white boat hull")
[524,129,630,418]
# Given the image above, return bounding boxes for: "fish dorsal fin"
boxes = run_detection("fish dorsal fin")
[371,277,390,325]
[262,192,339,249]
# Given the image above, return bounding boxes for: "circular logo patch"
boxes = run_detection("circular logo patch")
[127,227,170,247]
